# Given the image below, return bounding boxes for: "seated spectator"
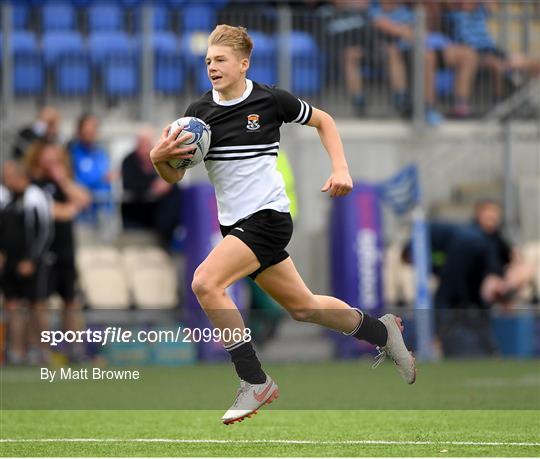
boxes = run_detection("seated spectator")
[472,199,534,304]
[26,142,91,361]
[371,0,478,123]
[447,1,540,99]
[67,113,115,223]
[12,107,61,159]
[403,221,503,356]
[121,126,183,248]
[0,160,53,364]
[324,0,385,115]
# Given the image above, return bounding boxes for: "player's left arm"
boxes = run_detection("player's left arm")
[307,108,353,198]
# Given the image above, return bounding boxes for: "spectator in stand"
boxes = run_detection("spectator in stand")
[403,218,521,357]
[472,199,534,304]
[67,113,115,223]
[0,160,53,364]
[12,107,61,159]
[371,0,478,124]
[26,142,91,360]
[325,0,386,115]
[447,1,540,99]
[121,126,183,248]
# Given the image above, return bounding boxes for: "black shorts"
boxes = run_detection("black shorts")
[220,209,293,280]
[1,261,49,303]
[48,257,77,302]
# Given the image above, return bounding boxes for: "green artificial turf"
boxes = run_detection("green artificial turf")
[1,359,539,456]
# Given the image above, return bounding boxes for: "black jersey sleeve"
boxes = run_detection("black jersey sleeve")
[184,101,199,118]
[183,102,197,118]
[271,87,313,125]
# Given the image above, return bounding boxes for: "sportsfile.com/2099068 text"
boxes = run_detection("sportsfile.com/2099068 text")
[40,327,252,347]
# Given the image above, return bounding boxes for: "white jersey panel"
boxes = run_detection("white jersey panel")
[206,154,290,226]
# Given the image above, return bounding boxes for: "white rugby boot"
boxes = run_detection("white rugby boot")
[373,314,416,384]
[222,375,279,425]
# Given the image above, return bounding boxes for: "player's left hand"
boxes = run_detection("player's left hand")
[321,171,353,197]
[17,259,35,277]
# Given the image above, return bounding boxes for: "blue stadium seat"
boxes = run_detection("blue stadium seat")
[195,59,210,92]
[103,54,138,97]
[56,52,91,95]
[134,5,170,31]
[248,31,277,86]
[152,31,178,54]
[119,0,143,8]
[88,31,138,97]
[42,31,85,67]
[181,31,208,66]
[180,31,210,91]
[289,31,322,95]
[6,30,37,54]
[1,32,43,95]
[6,4,30,30]
[181,5,216,32]
[147,32,185,94]
[169,0,228,6]
[41,2,76,31]
[88,4,124,31]
[14,51,44,95]
[70,0,92,7]
[166,0,189,7]
[88,31,135,66]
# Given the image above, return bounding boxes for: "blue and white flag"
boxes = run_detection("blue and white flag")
[377,164,420,215]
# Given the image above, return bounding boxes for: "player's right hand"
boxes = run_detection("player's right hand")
[149,125,197,165]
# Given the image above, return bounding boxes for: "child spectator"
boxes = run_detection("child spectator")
[448,1,540,99]
[325,0,384,115]
[371,0,478,123]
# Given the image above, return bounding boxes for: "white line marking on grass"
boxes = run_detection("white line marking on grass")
[1,439,539,447]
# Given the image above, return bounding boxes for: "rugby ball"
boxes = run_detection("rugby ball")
[167,116,211,169]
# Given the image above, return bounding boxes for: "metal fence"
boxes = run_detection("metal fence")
[1,0,539,125]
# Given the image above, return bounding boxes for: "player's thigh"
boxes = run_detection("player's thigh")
[193,235,261,291]
[255,257,316,313]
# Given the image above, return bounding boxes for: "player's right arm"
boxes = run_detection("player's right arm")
[149,126,195,184]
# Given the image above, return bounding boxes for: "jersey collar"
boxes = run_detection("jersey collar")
[212,79,253,106]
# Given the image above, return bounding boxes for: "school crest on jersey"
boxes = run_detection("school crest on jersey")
[246,114,260,131]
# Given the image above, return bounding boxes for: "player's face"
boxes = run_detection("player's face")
[476,204,501,234]
[206,45,249,95]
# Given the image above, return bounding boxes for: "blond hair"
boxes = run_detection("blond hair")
[208,24,253,58]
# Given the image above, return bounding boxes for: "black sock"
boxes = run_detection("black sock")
[225,341,266,384]
[345,309,388,347]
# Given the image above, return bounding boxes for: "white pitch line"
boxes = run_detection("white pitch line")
[1,439,539,447]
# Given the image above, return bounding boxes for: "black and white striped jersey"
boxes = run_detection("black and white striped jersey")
[184,79,313,225]
[0,184,52,264]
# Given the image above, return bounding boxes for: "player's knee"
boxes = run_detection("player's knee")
[191,269,218,299]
